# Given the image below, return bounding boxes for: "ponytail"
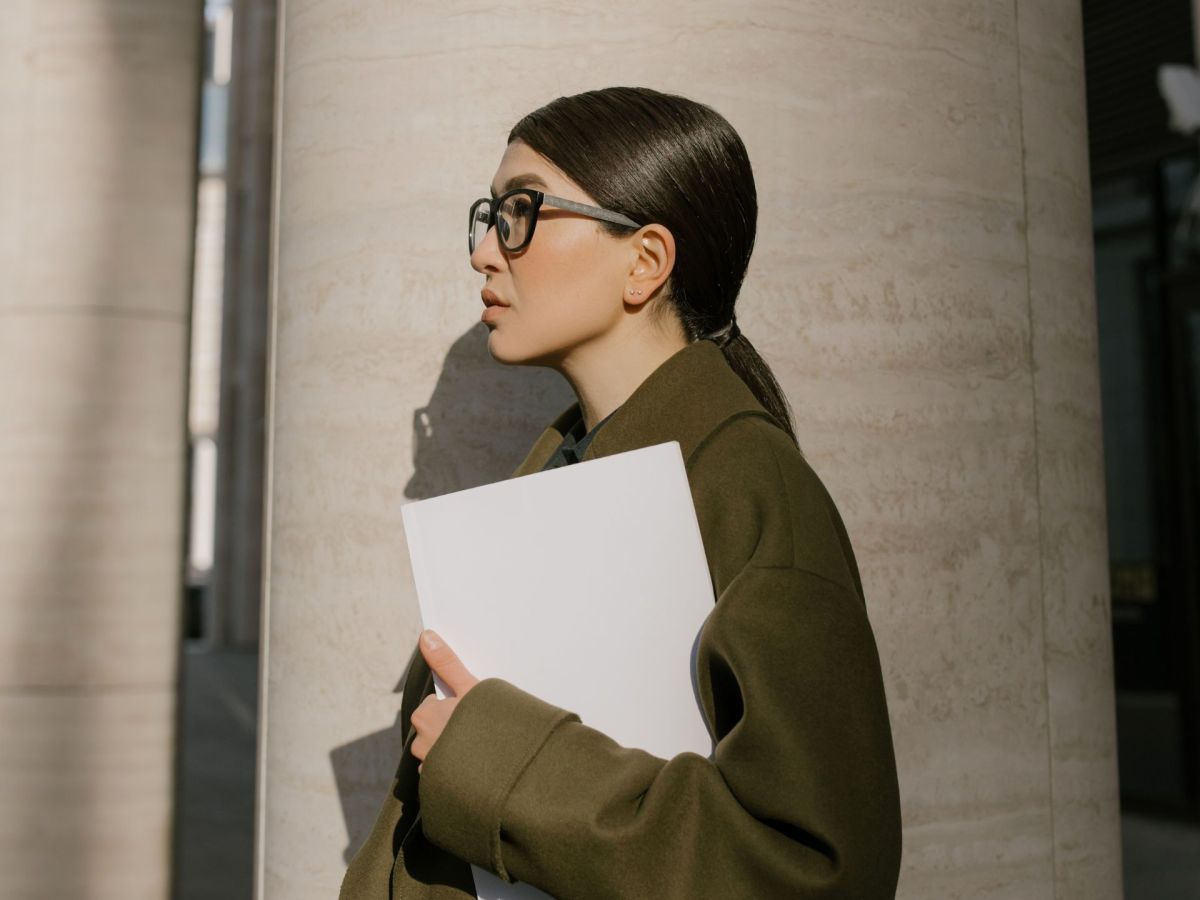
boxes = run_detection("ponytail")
[713,331,799,449]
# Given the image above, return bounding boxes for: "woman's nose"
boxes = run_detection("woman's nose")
[470,224,505,274]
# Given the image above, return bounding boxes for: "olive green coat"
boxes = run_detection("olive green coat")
[340,339,902,899]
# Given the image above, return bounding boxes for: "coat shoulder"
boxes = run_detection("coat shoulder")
[685,413,863,599]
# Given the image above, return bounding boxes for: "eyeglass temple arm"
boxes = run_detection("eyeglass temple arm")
[541,193,641,229]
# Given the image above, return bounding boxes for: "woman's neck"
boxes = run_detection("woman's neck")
[558,320,690,433]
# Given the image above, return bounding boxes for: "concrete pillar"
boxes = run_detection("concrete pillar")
[257,2,1120,897]
[0,2,200,897]
[1019,3,1122,894]
[211,0,278,649]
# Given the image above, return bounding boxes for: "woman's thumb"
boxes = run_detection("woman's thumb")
[420,630,477,695]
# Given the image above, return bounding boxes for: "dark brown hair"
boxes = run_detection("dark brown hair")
[508,86,798,446]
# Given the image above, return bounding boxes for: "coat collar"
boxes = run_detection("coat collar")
[509,338,784,478]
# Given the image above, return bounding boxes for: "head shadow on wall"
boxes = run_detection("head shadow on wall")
[403,322,576,499]
[331,320,574,863]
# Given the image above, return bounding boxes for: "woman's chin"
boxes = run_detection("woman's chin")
[486,329,527,365]
[487,330,559,367]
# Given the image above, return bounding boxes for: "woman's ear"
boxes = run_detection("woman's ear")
[625,225,675,307]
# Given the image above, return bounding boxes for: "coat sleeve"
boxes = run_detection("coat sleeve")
[418,564,902,900]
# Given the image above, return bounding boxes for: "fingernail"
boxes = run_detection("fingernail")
[422,630,441,650]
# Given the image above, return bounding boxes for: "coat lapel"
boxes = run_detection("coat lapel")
[509,404,586,478]
[508,339,783,479]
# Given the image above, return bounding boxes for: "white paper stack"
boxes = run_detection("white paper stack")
[400,440,718,900]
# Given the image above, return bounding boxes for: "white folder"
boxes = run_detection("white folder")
[401,440,718,900]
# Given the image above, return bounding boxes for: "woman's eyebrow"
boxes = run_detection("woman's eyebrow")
[489,173,549,198]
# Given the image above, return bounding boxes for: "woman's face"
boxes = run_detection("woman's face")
[471,140,635,366]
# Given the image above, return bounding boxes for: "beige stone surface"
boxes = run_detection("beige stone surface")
[259,2,1119,898]
[1016,0,1123,895]
[0,313,188,688]
[0,689,176,900]
[0,0,199,318]
[1,0,199,897]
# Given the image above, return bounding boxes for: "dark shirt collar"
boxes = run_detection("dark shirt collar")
[539,406,619,471]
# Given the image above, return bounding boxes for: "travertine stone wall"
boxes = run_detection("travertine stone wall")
[258,2,1120,897]
[0,1,199,897]
[1018,1,1122,896]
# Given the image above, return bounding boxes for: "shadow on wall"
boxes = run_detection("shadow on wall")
[330,322,576,863]
[329,645,422,867]
[405,323,577,499]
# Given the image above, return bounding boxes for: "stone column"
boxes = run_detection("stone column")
[211,0,278,649]
[1019,2,1122,894]
[257,2,1120,898]
[0,2,200,898]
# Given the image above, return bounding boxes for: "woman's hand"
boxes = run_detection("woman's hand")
[410,629,480,773]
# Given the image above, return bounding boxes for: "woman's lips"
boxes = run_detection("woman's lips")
[481,288,510,323]
[481,288,508,307]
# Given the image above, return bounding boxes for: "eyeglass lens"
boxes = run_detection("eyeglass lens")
[470,193,533,253]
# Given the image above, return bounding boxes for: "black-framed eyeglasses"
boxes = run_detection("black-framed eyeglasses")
[468,188,642,255]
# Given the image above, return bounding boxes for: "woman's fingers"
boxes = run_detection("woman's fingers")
[419,630,479,697]
[409,632,479,773]
[410,692,459,767]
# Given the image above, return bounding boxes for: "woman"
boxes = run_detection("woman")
[341,86,902,900]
